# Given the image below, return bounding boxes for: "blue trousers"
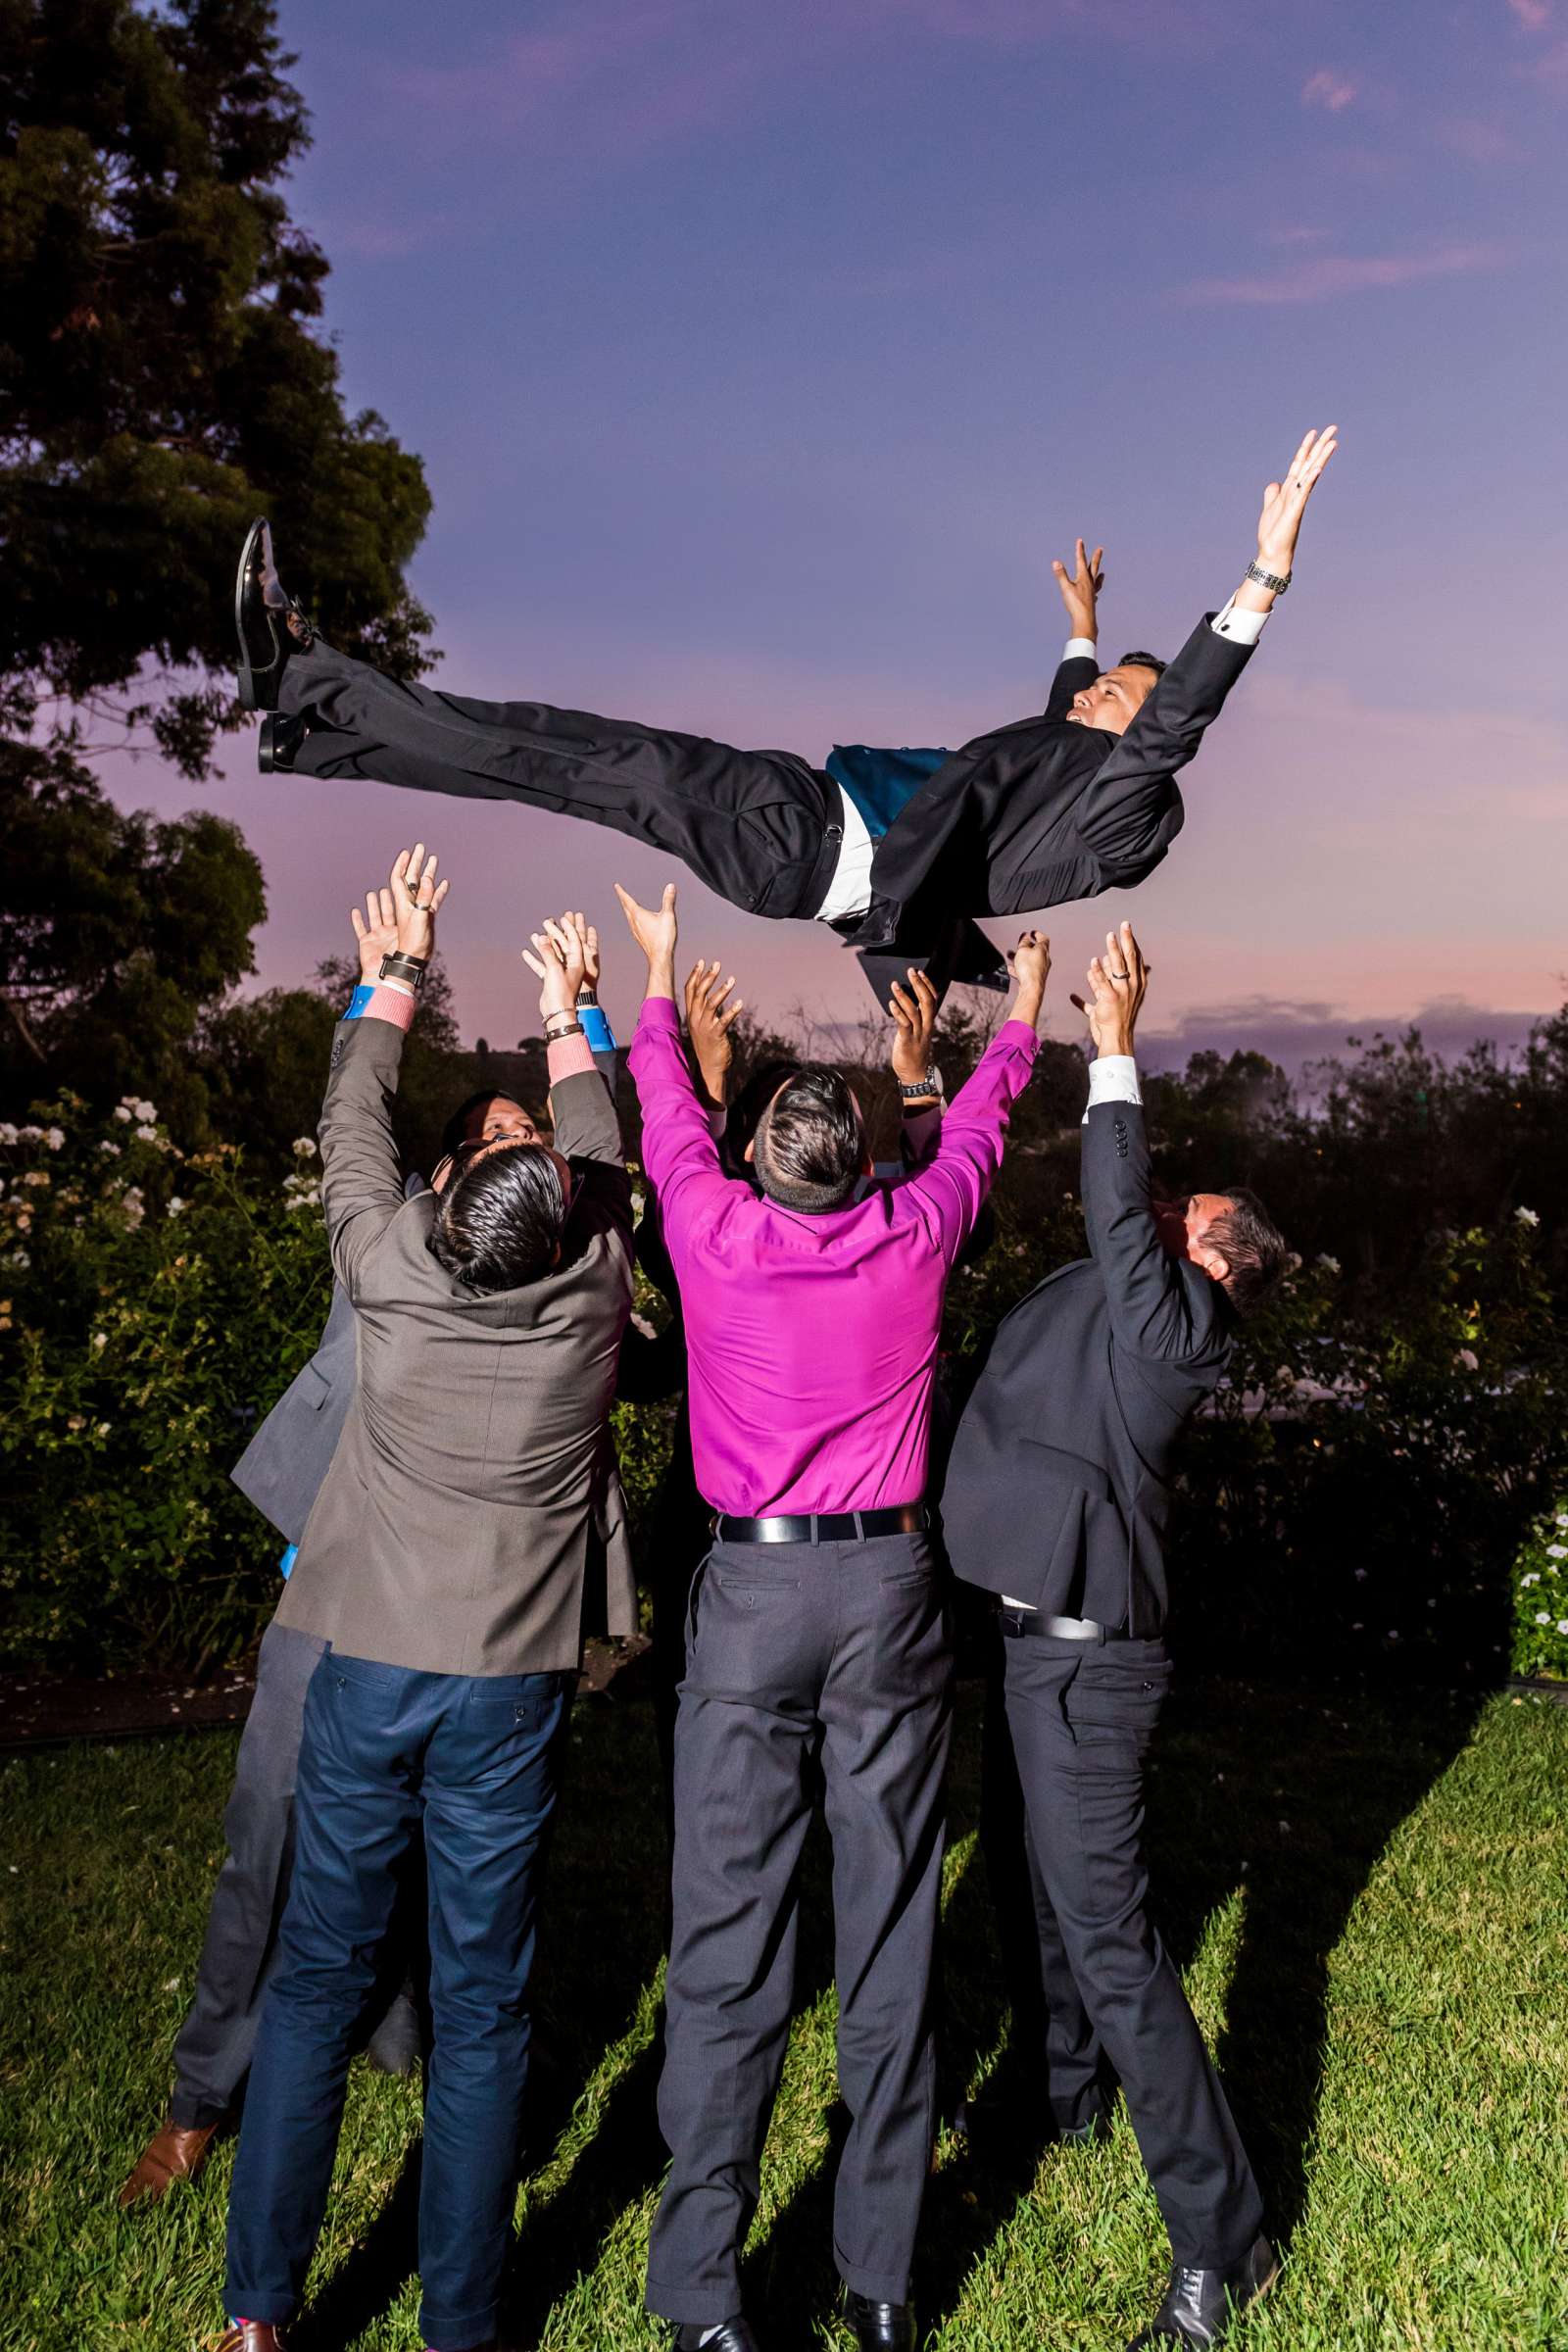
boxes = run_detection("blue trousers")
[224,1651,571,2348]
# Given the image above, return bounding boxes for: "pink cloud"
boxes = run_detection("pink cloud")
[1301,68,1357,112]
[1172,240,1509,306]
[1507,0,1551,30]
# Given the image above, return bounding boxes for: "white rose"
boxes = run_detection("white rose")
[168,1197,187,1217]
[1514,1204,1540,1227]
[113,1103,132,1123]
[0,1123,17,1146]
[291,1137,318,1159]
[99,1141,121,1157]
[135,1124,158,1144]
[1454,1348,1478,1373]
[45,1127,65,1151]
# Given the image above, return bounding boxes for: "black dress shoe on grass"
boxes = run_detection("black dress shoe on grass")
[235,517,315,711]
[1128,2234,1279,2347]
[844,2288,916,2351]
[673,2321,762,2351]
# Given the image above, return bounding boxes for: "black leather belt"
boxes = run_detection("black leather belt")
[998,1607,1130,1642]
[712,1503,928,1545]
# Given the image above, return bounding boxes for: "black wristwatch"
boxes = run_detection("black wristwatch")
[378,951,427,991]
[899,1071,943,1103]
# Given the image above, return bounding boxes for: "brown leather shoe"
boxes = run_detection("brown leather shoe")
[217,2325,290,2351]
[117,2116,220,2207]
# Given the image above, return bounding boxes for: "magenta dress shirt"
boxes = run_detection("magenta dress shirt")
[627,997,1038,1517]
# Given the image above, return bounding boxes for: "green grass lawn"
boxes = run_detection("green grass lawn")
[2,1681,1565,2352]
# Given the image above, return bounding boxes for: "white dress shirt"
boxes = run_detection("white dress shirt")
[814,603,1269,925]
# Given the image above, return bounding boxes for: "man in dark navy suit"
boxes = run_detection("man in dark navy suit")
[941,923,1290,2351]
[233,430,1337,1001]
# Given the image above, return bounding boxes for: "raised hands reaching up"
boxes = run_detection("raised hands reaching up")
[350,845,449,978]
[1253,424,1338,580]
[685,958,745,1111]
[1070,920,1151,1058]
[522,910,597,1023]
[1051,538,1104,642]
[888,967,940,1093]
[614,881,679,998]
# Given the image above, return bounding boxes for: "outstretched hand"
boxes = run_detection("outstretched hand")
[1070,920,1150,1057]
[1051,539,1103,639]
[685,958,745,1109]
[614,881,678,963]
[384,844,449,962]
[1008,930,1052,1030]
[349,877,400,982]
[888,967,939,1088]
[1255,425,1338,573]
[522,910,596,1021]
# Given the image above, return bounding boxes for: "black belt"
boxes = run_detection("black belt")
[998,1607,1131,1643]
[712,1503,928,1545]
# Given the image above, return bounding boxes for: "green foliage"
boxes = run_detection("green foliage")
[0,735,267,1132]
[1509,1499,1568,1683]
[0,1089,329,1669]
[1,0,434,778]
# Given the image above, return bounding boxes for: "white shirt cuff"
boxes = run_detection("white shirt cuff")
[1210,596,1269,647]
[1082,1054,1141,1124]
[1063,635,1098,662]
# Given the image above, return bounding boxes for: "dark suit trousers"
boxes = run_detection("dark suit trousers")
[998,1633,1264,2269]
[280,641,839,922]
[646,1534,954,2325]
[170,1619,420,2128]
[225,1652,571,2348]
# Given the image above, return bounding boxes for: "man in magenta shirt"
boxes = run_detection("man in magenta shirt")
[618,880,1049,2352]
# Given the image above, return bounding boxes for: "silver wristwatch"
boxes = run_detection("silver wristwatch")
[899,1070,944,1102]
[1245,560,1291,595]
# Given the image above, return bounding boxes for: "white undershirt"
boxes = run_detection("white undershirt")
[1003,1054,1142,1611]
[814,602,1270,926]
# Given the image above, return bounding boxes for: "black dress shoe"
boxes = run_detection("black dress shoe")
[843,2288,916,2351]
[235,517,315,711]
[1128,2234,1279,2347]
[258,710,309,772]
[672,2322,762,2352]
[366,1987,423,2077]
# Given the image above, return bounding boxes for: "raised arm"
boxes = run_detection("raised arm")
[1070,921,1200,1359]
[524,910,624,1165]
[322,844,449,1295]
[1075,427,1338,878]
[1047,537,1106,718]
[900,931,1047,1263]
[617,883,734,1257]
[887,963,944,1168]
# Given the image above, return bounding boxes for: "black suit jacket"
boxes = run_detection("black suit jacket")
[852,614,1254,972]
[939,1098,1233,1635]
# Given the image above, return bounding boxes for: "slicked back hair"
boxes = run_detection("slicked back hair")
[1118,649,1167,681]
[1206,1186,1290,1317]
[753,1063,863,1214]
[426,1140,566,1292]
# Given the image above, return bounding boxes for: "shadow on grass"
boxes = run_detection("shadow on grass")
[906,1672,1487,2337]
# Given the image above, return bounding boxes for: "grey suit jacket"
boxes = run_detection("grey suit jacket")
[274,1015,636,1675]
[939,1100,1233,1636]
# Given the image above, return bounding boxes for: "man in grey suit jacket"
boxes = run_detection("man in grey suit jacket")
[120,936,558,2209]
[941,924,1290,2352]
[220,859,635,2352]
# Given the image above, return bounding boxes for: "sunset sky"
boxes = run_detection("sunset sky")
[109,0,1568,1071]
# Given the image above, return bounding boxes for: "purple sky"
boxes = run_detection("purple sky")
[106,0,1567,1072]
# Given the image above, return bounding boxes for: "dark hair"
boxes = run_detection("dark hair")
[426,1141,566,1291]
[1118,649,1167,680]
[722,1056,802,1180]
[752,1063,863,1213]
[1206,1186,1290,1317]
[439,1089,529,1162]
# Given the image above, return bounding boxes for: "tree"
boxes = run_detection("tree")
[0,0,435,781]
[0,733,265,1134]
